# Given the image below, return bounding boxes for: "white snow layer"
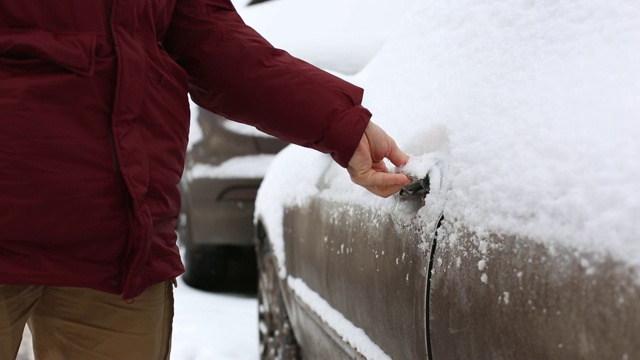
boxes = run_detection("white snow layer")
[238,0,411,75]
[230,0,250,8]
[172,279,258,360]
[257,0,640,273]
[187,97,202,151]
[221,120,275,138]
[288,277,391,360]
[188,155,276,179]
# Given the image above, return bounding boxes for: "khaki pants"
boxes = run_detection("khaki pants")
[0,281,174,360]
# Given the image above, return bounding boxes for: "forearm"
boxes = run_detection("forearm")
[163,0,370,166]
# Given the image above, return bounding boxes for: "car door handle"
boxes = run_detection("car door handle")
[400,176,430,197]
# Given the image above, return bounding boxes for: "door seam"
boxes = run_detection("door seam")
[426,214,445,360]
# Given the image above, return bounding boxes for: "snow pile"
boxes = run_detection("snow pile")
[238,0,410,75]
[188,155,276,179]
[258,0,640,269]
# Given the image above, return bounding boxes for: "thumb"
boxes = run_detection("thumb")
[386,139,410,168]
[365,122,410,166]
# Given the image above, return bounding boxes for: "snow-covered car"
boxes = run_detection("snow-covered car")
[254,1,640,359]
[179,106,286,290]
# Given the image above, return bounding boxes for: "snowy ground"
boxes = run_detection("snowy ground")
[170,278,259,360]
[17,277,259,360]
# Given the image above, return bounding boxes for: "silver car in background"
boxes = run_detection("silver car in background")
[179,107,286,290]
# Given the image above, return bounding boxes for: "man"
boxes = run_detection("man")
[0,0,411,358]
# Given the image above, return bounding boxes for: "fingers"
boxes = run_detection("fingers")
[386,139,410,168]
[366,184,406,198]
[347,121,412,198]
[349,168,412,198]
[365,122,409,167]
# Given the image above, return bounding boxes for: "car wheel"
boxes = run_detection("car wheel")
[182,244,228,290]
[257,235,300,360]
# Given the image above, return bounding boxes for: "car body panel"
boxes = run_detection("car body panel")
[266,182,640,360]
[277,193,438,359]
[285,287,360,360]
[186,177,260,246]
[430,219,640,359]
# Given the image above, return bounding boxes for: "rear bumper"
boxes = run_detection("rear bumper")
[184,178,261,246]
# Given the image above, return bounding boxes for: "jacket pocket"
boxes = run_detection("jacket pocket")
[0,29,97,76]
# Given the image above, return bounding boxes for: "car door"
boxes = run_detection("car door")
[428,218,640,359]
[281,169,442,359]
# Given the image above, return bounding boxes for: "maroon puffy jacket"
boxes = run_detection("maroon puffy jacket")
[0,0,370,298]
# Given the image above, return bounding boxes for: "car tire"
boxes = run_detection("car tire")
[182,244,228,291]
[257,233,300,360]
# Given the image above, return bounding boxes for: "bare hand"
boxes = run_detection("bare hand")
[347,122,412,197]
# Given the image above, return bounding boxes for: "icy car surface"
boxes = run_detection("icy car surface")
[253,0,640,359]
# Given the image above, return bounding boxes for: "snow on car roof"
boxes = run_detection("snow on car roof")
[238,0,411,75]
[256,0,640,273]
[362,0,640,267]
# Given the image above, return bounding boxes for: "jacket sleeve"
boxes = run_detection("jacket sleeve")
[162,0,370,167]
